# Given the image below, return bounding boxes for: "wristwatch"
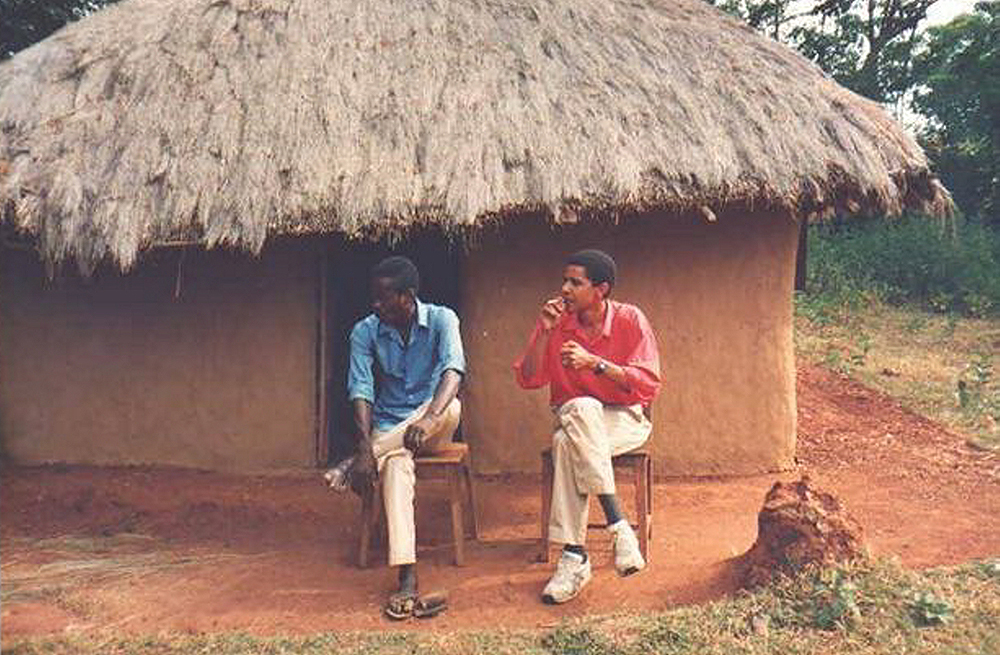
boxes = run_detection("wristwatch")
[594,359,607,375]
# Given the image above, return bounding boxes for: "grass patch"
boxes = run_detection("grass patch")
[795,300,1000,450]
[5,558,1000,654]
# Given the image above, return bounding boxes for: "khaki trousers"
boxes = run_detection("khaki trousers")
[372,398,461,566]
[549,396,651,546]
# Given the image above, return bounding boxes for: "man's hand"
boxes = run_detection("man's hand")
[350,448,377,496]
[403,416,435,453]
[560,340,599,370]
[540,297,566,332]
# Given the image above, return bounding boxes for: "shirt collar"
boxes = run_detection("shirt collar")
[415,298,429,328]
[561,300,614,339]
[600,300,615,337]
[376,297,428,338]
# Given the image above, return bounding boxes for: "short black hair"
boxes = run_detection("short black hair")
[371,256,420,294]
[566,249,616,291]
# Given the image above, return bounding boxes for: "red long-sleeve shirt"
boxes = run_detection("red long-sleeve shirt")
[514,300,661,407]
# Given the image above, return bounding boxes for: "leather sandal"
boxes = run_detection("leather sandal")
[384,590,417,620]
[413,591,448,619]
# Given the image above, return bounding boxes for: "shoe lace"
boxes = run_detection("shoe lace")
[551,554,581,586]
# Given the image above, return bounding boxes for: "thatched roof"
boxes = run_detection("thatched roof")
[0,0,950,270]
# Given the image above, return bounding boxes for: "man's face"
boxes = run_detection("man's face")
[561,264,606,313]
[371,277,411,326]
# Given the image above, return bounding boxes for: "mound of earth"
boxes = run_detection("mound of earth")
[741,476,865,588]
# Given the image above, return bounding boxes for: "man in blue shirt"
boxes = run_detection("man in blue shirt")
[330,256,465,619]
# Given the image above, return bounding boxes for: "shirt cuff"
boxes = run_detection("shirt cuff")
[622,365,660,404]
[348,389,375,405]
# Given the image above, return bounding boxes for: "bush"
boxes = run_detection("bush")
[805,215,1000,317]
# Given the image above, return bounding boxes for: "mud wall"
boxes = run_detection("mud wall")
[0,241,319,469]
[460,210,798,476]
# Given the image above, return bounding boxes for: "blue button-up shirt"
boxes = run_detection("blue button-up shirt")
[347,299,466,432]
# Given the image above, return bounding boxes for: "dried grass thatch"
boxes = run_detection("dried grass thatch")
[0,0,950,270]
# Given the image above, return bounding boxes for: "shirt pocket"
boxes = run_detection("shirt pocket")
[375,339,405,379]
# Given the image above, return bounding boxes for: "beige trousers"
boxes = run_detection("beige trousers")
[549,396,651,546]
[372,398,461,566]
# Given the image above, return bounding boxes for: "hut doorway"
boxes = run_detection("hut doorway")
[320,231,462,465]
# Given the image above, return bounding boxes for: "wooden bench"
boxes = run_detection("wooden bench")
[358,442,478,567]
[539,447,652,563]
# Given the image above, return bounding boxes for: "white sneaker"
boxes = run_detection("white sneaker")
[323,456,355,493]
[610,519,645,576]
[542,550,592,604]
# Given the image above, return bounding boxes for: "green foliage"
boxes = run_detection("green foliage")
[790,0,932,103]
[908,591,955,626]
[804,215,1000,317]
[801,569,862,630]
[540,628,622,655]
[805,321,872,375]
[630,620,690,654]
[975,558,1000,580]
[913,2,1000,224]
[705,0,934,103]
[957,349,1000,438]
[702,0,998,223]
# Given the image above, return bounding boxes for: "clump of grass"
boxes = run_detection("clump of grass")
[957,349,1000,447]
[795,293,1000,450]
[6,558,1000,655]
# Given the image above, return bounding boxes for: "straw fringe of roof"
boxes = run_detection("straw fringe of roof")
[0,0,950,272]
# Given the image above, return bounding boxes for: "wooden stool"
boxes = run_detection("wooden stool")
[358,442,478,568]
[539,447,652,563]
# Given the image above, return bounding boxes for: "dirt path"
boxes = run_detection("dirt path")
[2,365,999,641]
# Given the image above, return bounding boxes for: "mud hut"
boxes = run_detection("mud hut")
[0,0,948,474]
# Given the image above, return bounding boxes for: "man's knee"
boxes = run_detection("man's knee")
[382,453,415,482]
[441,398,462,435]
[552,428,570,449]
[559,396,604,417]
[446,397,462,422]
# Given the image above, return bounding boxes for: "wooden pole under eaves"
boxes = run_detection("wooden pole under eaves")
[315,245,330,467]
[794,218,808,292]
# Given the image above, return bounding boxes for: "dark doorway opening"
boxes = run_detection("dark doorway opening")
[322,229,463,464]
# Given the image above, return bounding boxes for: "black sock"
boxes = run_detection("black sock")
[598,494,624,526]
[563,544,587,562]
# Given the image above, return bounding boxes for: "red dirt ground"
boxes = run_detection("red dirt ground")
[2,364,999,641]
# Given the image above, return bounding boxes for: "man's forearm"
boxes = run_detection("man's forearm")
[596,359,631,391]
[352,399,374,454]
[424,369,462,418]
[519,327,550,381]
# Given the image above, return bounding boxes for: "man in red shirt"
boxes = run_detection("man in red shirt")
[515,249,661,604]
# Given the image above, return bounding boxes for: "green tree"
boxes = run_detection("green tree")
[1,0,120,59]
[707,0,938,104]
[712,0,797,39]
[913,2,1000,223]
[794,0,935,103]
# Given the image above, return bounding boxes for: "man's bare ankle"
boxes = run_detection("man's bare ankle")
[398,564,418,594]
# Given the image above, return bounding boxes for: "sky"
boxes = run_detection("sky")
[925,0,979,26]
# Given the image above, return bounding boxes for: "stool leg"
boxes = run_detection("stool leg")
[636,458,649,561]
[358,486,376,568]
[539,452,553,563]
[462,462,479,539]
[449,467,466,566]
[646,456,653,553]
